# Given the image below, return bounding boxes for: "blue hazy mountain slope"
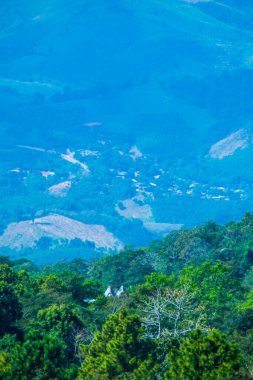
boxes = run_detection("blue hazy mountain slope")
[0,0,253,260]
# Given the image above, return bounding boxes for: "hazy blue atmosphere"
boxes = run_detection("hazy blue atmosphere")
[1,0,253,263]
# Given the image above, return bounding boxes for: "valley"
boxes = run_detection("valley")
[0,0,253,262]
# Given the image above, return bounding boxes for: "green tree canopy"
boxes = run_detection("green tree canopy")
[164,329,241,380]
[34,304,83,356]
[0,280,22,336]
[79,310,153,379]
[0,329,75,380]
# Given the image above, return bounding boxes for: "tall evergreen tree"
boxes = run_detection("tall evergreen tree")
[79,310,153,380]
[164,329,241,380]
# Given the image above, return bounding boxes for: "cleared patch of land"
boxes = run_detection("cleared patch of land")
[116,198,182,234]
[0,214,123,251]
[48,181,72,197]
[209,129,250,159]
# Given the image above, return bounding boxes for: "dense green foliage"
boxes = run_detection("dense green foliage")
[164,330,241,380]
[2,213,253,378]
[79,310,152,380]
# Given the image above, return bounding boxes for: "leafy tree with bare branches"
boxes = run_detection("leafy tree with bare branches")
[141,286,207,340]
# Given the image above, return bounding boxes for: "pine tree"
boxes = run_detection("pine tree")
[79,310,153,379]
[164,329,241,380]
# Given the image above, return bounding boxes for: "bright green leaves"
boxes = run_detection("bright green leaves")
[178,261,241,327]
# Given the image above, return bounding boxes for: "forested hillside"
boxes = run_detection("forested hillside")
[1,213,253,378]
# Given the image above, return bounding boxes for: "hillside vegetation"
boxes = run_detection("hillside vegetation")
[1,213,253,378]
